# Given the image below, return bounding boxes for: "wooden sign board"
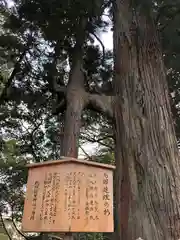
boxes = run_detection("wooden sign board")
[22,158,115,233]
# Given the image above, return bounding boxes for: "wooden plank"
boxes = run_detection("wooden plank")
[22,161,114,232]
[26,158,116,170]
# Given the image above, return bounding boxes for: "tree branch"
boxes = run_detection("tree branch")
[52,83,67,93]
[52,98,66,115]
[0,47,28,104]
[79,145,91,159]
[0,212,13,240]
[21,120,43,162]
[11,211,27,239]
[81,134,113,150]
[90,32,105,66]
[87,93,114,118]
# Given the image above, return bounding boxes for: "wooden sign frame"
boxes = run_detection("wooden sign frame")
[22,158,115,233]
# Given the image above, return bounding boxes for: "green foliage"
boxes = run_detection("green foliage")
[0,139,27,217]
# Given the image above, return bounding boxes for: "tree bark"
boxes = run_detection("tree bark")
[61,59,87,158]
[113,2,180,240]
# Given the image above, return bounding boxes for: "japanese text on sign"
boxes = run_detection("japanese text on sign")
[64,172,83,220]
[85,173,99,220]
[39,172,60,224]
[103,173,111,216]
[30,181,40,220]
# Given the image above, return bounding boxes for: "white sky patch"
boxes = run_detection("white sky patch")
[5,0,14,7]
[101,29,113,50]
[78,142,99,159]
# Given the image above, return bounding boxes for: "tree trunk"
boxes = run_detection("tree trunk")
[113,2,180,240]
[61,59,86,158]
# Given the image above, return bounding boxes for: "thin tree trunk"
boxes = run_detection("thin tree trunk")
[61,17,88,158]
[113,2,180,240]
[61,60,86,158]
